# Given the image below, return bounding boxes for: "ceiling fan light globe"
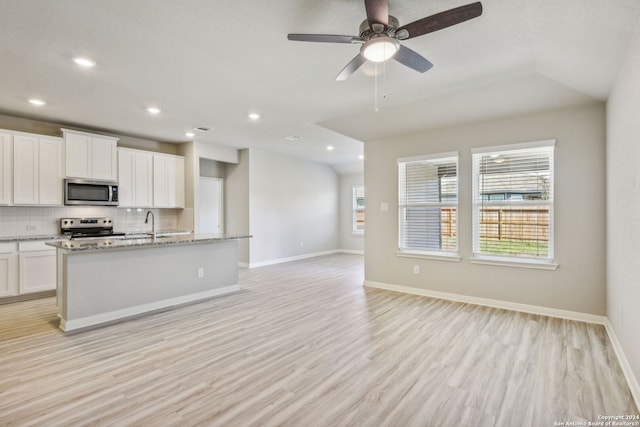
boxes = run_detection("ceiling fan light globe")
[361,37,400,62]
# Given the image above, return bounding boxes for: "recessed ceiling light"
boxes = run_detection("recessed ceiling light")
[72,57,96,68]
[29,99,45,106]
[185,132,195,138]
[326,145,335,151]
[147,107,161,115]
[248,113,260,120]
[358,155,365,160]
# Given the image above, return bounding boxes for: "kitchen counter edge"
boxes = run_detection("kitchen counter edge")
[45,234,252,252]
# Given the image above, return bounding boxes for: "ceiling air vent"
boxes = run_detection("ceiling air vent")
[284,135,302,141]
[194,126,211,132]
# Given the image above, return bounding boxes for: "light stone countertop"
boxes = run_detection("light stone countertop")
[0,234,68,243]
[0,230,192,243]
[45,233,251,252]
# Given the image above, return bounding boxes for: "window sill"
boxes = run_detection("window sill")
[470,255,558,270]
[397,251,461,262]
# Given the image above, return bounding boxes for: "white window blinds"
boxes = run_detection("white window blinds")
[472,141,554,261]
[398,153,458,255]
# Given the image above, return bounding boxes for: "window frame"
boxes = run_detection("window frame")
[471,140,557,269]
[397,151,460,261]
[352,185,365,236]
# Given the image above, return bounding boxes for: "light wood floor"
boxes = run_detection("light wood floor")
[0,254,637,426]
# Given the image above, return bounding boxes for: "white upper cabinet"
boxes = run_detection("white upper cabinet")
[153,154,185,208]
[13,132,63,206]
[63,129,118,181]
[12,134,38,205]
[117,148,153,208]
[0,132,12,205]
[39,137,64,205]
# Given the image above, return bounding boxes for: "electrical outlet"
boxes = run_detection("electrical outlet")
[26,225,39,231]
[197,268,204,278]
[413,265,420,274]
[300,242,304,248]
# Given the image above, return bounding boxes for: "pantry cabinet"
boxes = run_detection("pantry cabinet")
[13,132,63,206]
[118,148,153,208]
[63,129,118,181]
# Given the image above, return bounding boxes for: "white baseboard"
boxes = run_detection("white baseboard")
[339,249,364,255]
[604,319,640,410]
[248,250,340,268]
[364,280,640,410]
[60,285,241,332]
[243,249,362,269]
[364,281,606,325]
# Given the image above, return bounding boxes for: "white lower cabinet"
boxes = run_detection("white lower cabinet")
[18,241,57,294]
[0,243,18,297]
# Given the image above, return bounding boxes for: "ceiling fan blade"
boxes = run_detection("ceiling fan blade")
[364,0,389,29]
[335,54,368,81]
[393,45,433,73]
[396,2,483,40]
[287,34,361,44]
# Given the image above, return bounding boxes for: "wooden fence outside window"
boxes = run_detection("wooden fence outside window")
[440,207,549,243]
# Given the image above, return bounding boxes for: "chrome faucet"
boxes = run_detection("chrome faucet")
[144,210,156,239]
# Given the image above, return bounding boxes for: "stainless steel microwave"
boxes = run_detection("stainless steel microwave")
[64,179,119,206]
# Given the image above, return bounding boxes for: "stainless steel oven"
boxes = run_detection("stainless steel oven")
[64,179,119,206]
[60,217,125,239]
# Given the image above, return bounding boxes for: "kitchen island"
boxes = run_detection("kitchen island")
[47,234,250,332]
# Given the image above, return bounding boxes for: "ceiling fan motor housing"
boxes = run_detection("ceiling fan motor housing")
[359,15,399,39]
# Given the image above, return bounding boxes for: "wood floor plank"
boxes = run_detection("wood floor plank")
[0,253,636,426]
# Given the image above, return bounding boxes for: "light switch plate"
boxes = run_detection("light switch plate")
[380,202,389,212]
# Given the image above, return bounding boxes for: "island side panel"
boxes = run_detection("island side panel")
[60,239,239,330]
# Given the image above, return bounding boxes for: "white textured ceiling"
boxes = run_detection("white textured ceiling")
[1,0,639,174]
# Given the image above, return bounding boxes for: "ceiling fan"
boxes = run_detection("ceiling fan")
[288,0,483,81]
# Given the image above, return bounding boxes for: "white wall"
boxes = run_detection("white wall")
[339,173,364,253]
[364,102,606,315]
[199,158,226,178]
[606,22,640,394]
[248,148,339,265]
[225,149,250,264]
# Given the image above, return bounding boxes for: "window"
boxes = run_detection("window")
[352,186,365,235]
[472,140,555,263]
[398,152,458,257]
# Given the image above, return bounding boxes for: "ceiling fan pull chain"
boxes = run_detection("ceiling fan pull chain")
[374,62,379,112]
[383,55,388,101]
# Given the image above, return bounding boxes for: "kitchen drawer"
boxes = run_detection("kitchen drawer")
[0,242,17,254]
[18,241,57,252]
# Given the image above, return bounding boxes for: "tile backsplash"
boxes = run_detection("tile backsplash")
[0,206,190,237]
